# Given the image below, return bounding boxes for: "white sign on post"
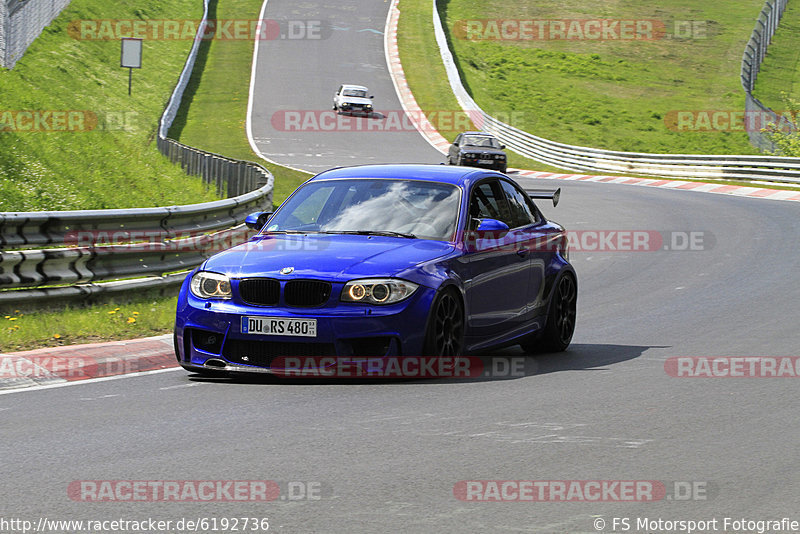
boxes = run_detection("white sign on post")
[121,38,142,96]
[120,38,142,68]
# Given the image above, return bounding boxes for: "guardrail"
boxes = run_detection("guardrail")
[432,0,800,182]
[0,0,274,308]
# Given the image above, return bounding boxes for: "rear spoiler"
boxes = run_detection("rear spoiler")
[527,188,561,207]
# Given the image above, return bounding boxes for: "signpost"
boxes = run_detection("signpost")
[120,38,142,96]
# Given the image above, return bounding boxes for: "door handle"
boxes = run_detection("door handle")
[516,248,529,257]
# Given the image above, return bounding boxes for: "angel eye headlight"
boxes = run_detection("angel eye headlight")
[348,284,367,301]
[341,279,418,305]
[190,271,232,299]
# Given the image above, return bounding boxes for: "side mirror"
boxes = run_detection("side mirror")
[500,144,506,149]
[465,219,510,251]
[476,218,509,233]
[370,95,374,99]
[245,211,273,230]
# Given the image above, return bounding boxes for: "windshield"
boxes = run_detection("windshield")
[462,135,501,149]
[263,179,461,241]
[342,89,368,98]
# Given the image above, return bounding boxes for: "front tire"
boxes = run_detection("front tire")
[521,273,576,353]
[423,288,465,356]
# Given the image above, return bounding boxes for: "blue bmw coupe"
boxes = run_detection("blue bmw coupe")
[174,164,576,375]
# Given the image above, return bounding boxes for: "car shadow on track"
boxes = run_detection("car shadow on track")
[186,343,660,386]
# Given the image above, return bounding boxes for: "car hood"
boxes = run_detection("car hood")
[202,234,455,281]
[340,96,372,105]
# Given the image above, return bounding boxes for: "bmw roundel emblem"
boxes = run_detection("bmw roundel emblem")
[280,267,295,275]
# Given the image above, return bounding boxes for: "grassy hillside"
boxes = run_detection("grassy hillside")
[403,0,765,155]
[0,0,219,211]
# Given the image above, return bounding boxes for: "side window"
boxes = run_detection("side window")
[500,180,538,228]
[337,85,343,95]
[469,181,512,229]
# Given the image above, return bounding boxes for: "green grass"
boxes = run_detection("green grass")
[0,295,177,352]
[752,2,800,112]
[0,0,221,211]
[170,0,311,206]
[401,0,764,155]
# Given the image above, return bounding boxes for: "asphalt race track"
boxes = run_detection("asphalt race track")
[248,0,443,172]
[2,0,800,533]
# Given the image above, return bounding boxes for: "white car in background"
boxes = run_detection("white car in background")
[333,84,374,116]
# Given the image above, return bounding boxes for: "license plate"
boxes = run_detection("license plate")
[241,316,317,337]
[479,158,493,163]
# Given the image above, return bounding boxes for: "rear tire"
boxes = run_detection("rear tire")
[423,288,465,356]
[520,273,576,353]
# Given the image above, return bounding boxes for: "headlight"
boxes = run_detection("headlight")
[341,278,419,305]
[190,271,232,299]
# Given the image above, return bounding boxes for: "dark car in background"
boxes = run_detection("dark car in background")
[448,132,508,173]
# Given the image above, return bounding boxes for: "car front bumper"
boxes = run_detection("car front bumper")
[174,279,437,374]
[459,158,506,171]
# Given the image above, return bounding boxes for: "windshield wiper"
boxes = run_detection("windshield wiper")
[319,230,417,239]
[261,230,316,234]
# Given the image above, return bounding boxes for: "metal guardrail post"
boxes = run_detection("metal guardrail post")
[0,0,7,69]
